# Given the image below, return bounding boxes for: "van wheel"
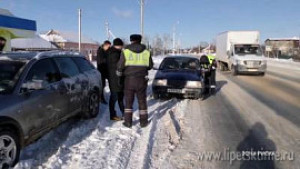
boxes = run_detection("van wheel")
[82,91,100,119]
[0,129,20,168]
[219,62,225,71]
[231,65,238,76]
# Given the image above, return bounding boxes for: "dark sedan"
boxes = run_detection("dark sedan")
[0,51,102,168]
[152,55,203,99]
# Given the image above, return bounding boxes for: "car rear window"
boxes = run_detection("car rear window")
[72,57,94,72]
[54,57,80,78]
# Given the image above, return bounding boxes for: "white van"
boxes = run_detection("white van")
[216,31,267,75]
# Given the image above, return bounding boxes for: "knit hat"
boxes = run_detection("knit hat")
[103,40,111,45]
[130,34,142,43]
[113,38,124,46]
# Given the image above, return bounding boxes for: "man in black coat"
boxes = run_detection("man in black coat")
[97,40,111,104]
[0,37,7,52]
[107,38,125,121]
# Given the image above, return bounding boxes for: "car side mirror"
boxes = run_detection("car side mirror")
[227,51,231,57]
[21,80,46,92]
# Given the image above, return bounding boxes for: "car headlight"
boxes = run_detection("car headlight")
[185,81,202,88]
[153,79,167,86]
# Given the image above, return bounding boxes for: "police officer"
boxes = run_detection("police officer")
[117,34,153,128]
[200,54,217,93]
[207,54,217,90]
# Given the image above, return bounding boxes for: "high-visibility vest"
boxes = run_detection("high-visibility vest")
[207,55,216,65]
[123,49,150,67]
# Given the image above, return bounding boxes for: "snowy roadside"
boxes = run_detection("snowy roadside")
[267,58,300,71]
[14,67,185,169]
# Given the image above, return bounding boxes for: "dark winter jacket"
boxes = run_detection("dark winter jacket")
[117,43,153,78]
[107,46,123,92]
[97,46,108,75]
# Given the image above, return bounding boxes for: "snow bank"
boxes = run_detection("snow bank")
[267,58,300,71]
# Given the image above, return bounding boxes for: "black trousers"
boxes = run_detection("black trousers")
[109,92,124,118]
[124,77,148,112]
[210,70,216,86]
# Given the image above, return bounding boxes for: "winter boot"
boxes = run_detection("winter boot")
[123,113,133,128]
[140,113,149,128]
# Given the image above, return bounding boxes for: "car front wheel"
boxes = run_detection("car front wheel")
[82,91,100,119]
[231,65,238,76]
[0,129,20,168]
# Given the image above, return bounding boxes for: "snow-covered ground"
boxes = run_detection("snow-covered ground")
[267,58,300,71]
[14,57,185,169]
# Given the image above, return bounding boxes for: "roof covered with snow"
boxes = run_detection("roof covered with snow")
[266,37,300,41]
[11,35,58,49]
[40,29,99,44]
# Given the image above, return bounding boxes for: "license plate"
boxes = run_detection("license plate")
[167,89,183,94]
[247,69,258,72]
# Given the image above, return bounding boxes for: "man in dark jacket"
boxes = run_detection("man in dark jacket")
[0,37,6,52]
[107,38,125,121]
[97,40,111,104]
[117,34,153,128]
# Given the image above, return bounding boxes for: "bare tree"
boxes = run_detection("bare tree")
[151,34,164,56]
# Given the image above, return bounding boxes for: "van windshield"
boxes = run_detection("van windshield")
[0,61,25,94]
[234,45,263,56]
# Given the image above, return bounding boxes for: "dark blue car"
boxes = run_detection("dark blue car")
[152,55,203,99]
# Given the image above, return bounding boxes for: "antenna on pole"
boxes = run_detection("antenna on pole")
[78,9,82,52]
[105,20,116,40]
[105,21,110,40]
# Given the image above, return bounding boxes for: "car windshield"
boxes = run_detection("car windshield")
[234,45,263,56]
[0,60,25,94]
[160,57,200,70]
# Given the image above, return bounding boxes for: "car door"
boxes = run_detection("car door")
[72,57,100,91]
[19,58,65,136]
[54,57,82,117]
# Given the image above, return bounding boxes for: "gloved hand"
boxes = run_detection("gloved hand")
[116,70,123,77]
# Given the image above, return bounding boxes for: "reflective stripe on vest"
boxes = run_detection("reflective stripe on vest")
[124,49,150,66]
[207,55,215,65]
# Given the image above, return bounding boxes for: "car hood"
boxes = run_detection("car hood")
[155,70,201,81]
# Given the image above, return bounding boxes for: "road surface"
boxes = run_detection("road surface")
[159,62,300,169]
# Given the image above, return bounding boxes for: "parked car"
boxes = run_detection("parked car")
[152,55,203,99]
[0,51,102,168]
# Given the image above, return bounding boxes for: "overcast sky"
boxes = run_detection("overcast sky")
[1,0,300,47]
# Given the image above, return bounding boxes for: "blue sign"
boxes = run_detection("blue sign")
[0,15,37,31]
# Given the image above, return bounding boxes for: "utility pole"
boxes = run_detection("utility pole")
[172,25,176,54]
[172,21,179,54]
[78,9,82,52]
[140,0,145,38]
